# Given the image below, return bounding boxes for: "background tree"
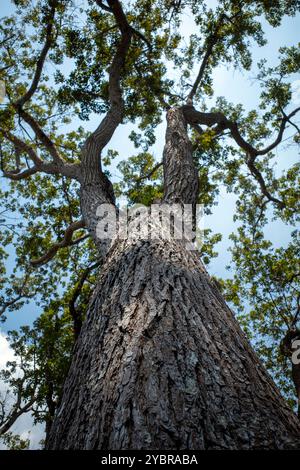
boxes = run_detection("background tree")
[0,0,300,449]
[0,309,74,447]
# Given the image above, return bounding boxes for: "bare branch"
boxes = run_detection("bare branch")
[0,396,36,436]
[0,366,37,436]
[256,107,300,156]
[0,34,15,48]
[31,219,87,267]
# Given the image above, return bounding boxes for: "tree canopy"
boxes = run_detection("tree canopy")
[0,0,300,447]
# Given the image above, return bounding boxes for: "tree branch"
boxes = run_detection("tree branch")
[81,0,133,182]
[13,109,81,179]
[183,104,300,206]
[1,130,43,166]
[3,1,81,181]
[96,0,151,49]
[79,1,135,252]
[30,219,87,267]
[183,104,300,157]
[1,130,81,180]
[246,154,285,208]
[187,10,243,104]
[0,369,37,437]
[95,0,112,13]
[2,166,40,180]
[135,161,162,182]
[187,17,225,104]
[0,396,36,437]
[15,0,58,108]
[69,261,101,339]
[0,275,37,318]
[256,107,300,156]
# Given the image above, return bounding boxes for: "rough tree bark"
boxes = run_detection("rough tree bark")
[46,107,300,450]
[2,0,300,449]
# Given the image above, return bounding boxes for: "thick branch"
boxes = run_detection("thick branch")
[95,0,112,12]
[183,104,300,157]
[183,104,300,206]
[30,219,86,267]
[1,132,80,180]
[15,109,80,177]
[81,0,133,182]
[2,166,40,180]
[96,0,151,48]
[79,1,134,253]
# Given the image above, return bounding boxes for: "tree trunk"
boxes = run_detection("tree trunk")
[46,108,300,449]
[46,236,300,450]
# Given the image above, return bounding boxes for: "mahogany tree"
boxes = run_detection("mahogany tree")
[0,0,300,449]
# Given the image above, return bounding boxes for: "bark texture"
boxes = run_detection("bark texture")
[162,108,199,208]
[47,235,300,449]
[47,105,300,450]
[5,0,300,450]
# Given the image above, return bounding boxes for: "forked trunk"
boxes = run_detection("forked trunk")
[47,108,300,449]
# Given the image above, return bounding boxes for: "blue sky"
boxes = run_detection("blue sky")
[0,0,299,450]
[0,1,299,331]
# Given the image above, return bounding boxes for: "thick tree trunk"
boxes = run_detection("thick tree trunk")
[47,107,300,449]
[47,236,300,449]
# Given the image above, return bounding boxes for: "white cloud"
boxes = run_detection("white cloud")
[0,331,15,368]
[0,330,45,449]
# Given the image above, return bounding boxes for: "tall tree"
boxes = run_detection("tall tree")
[1,0,300,449]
